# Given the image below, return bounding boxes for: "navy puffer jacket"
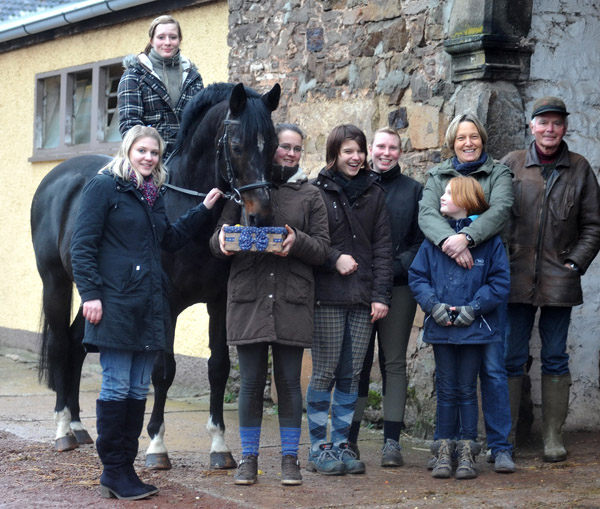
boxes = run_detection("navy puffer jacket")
[408,217,510,345]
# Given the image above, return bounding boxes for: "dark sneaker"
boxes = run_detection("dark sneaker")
[381,439,404,467]
[234,455,258,485]
[306,443,346,476]
[347,441,360,459]
[281,455,303,485]
[494,450,516,474]
[336,442,366,474]
[426,455,437,470]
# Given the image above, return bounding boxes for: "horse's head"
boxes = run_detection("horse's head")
[217,83,281,226]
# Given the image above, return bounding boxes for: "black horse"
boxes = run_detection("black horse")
[31,82,280,470]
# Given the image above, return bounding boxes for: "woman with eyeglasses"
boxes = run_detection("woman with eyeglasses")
[210,123,329,486]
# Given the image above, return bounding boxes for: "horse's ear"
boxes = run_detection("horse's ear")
[262,84,281,112]
[229,83,247,116]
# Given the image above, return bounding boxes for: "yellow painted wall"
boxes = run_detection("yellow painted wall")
[0,1,229,359]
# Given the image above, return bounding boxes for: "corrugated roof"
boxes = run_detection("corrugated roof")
[0,1,79,23]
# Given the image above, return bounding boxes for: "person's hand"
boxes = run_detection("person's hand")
[371,302,389,322]
[450,305,475,327]
[453,249,474,269]
[442,235,474,269]
[203,188,224,209]
[274,224,295,257]
[83,299,103,325]
[335,254,358,275]
[431,303,452,326]
[218,224,235,256]
[442,233,469,257]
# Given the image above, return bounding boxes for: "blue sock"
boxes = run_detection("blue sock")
[306,386,331,450]
[280,427,301,457]
[239,426,261,457]
[331,388,357,445]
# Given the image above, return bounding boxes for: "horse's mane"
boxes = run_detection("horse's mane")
[174,82,264,154]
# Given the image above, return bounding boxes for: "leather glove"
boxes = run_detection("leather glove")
[453,305,475,327]
[431,303,452,326]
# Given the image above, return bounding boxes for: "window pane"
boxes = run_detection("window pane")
[105,64,122,142]
[72,71,92,145]
[42,76,60,149]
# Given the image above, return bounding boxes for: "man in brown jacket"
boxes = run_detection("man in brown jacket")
[502,97,600,463]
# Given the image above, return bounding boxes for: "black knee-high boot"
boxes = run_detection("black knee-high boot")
[96,399,154,500]
[124,398,158,494]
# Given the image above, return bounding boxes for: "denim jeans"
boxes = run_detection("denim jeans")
[480,341,512,454]
[433,343,484,440]
[505,304,572,377]
[98,347,157,401]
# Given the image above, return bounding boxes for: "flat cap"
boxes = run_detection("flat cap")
[531,96,569,119]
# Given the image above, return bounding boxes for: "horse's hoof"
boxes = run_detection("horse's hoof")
[145,453,172,470]
[55,435,79,452]
[73,429,94,445]
[210,451,237,470]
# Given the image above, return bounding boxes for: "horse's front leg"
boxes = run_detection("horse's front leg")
[145,351,175,470]
[207,298,236,469]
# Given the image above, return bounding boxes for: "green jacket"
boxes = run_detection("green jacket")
[418,155,514,247]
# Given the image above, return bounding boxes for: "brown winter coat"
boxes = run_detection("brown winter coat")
[501,141,600,306]
[209,177,329,347]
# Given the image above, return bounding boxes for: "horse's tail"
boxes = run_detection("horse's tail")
[37,306,53,389]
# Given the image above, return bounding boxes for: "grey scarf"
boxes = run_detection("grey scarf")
[148,48,183,107]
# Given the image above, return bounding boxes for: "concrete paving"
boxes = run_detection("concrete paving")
[2,346,600,508]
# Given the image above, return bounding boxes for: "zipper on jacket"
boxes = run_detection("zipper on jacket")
[480,316,492,332]
[533,174,554,292]
[332,200,339,221]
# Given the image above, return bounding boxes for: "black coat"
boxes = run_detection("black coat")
[312,168,393,307]
[373,164,424,286]
[71,173,211,353]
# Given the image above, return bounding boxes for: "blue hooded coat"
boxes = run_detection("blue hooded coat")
[408,217,510,345]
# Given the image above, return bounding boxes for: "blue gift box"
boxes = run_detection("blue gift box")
[223,226,287,252]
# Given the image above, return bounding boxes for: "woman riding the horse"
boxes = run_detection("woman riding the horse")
[118,15,204,161]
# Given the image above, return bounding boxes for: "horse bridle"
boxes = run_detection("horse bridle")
[164,116,271,206]
[215,116,271,206]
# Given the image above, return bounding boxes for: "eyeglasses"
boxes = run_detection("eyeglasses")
[278,144,303,154]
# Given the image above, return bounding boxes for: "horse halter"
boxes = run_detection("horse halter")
[216,116,271,206]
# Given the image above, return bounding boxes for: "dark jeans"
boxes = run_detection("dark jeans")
[505,304,572,376]
[237,343,304,428]
[433,343,484,440]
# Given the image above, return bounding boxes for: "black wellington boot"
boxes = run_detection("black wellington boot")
[96,399,155,500]
[124,398,159,495]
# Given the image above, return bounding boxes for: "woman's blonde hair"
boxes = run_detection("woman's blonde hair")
[101,126,167,188]
[144,15,182,54]
[447,176,489,216]
[444,113,488,153]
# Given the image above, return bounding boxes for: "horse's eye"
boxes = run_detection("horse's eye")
[231,144,243,156]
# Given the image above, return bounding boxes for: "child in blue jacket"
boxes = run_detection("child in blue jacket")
[409,176,510,480]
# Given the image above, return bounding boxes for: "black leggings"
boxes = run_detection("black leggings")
[237,343,304,428]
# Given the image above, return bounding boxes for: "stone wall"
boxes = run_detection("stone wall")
[229,0,456,181]
[227,0,600,434]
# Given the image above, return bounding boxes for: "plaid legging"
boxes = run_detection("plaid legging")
[310,304,374,393]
